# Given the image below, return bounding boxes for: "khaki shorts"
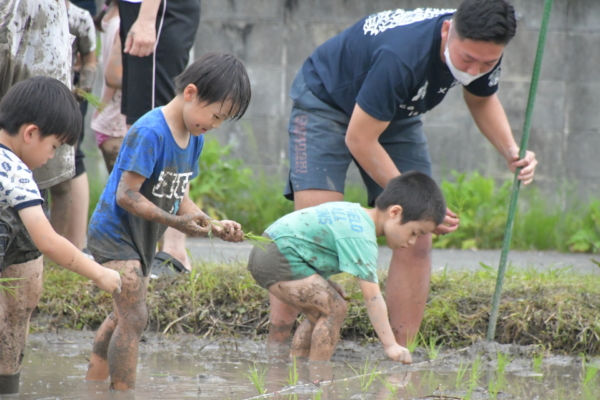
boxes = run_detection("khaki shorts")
[247,234,296,289]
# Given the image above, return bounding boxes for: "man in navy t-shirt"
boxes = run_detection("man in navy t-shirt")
[273,0,538,348]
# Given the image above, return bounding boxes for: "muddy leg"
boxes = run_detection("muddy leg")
[103,259,148,391]
[290,318,313,358]
[270,274,347,362]
[0,257,43,393]
[85,311,118,381]
[267,294,299,348]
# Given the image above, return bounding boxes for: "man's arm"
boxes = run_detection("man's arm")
[463,89,538,185]
[124,0,162,57]
[18,206,121,294]
[345,104,396,189]
[346,103,459,234]
[359,279,412,363]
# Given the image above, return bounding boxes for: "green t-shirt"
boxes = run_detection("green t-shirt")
[266,202,379,282]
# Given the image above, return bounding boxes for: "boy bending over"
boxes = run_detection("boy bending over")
[0,77,122,394]
[85,53,251,390]
[248,171,446,362]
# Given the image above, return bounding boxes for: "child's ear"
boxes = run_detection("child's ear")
[183,84,198,102]
[388,205,403,221]
[21,124,39,144]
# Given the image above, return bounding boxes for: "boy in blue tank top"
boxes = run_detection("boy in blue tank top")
[248,171,446,362]
[85,53,251,391]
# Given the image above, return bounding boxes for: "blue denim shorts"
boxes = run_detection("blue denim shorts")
[284,70,432,207]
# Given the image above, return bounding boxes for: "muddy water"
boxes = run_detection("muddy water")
[11,332,596,399]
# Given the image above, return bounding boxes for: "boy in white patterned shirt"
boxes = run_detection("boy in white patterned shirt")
[0,77,121,394]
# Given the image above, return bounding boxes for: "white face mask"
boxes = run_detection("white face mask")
[444,21,487,86]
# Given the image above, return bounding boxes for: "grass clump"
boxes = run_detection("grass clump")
[35,262,600,355]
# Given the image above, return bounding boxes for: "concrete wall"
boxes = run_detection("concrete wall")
[86,0,600,201]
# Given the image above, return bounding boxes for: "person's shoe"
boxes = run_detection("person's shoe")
[0,372,20,394]
[150,251,188,279]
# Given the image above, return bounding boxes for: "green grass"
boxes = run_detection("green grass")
[243,362,268,395]
[35,261,600,355]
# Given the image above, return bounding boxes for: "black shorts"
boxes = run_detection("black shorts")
[74,100,87,177]
[0,191,50,272]
[119,0,201,125]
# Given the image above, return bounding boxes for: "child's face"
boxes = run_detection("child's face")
[182,86,233,136]
[22,129,62,170]
[383,206,437,250]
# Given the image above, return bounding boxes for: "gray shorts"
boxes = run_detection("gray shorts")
[284,70,432,207]
[247,234,296,289]
[0,191,50,272]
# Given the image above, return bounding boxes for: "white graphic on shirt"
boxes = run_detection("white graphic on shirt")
[488,67,501,87]
[438,87,448,94]
[411,80,429,101]
[363,8,455,36]
[151,171,192,200]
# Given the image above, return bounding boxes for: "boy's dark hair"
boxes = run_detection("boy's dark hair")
[454,0,517,45]
[0,77,81,146]
[174,52,251,121]
[375,171,446,225]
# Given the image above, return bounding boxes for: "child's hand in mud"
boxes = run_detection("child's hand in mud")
[211,220,244,242]
[93,267,122,295]
[174,213,212,237]
[385,344,412,364]
[327,279,349,300]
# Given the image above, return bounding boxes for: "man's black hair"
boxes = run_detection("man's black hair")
[174,52,251,121]
[454,0,517,45]
[0,76,81,146]
[375,171,446,225]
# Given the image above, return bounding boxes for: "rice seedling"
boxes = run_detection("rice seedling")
[313,389,323,400]
[244,232,273,250]
[406,333,419,353]
[378,375,399,395]
[346,358,380,392]
[0,277,23,297]
[581,356,599,386]
[464,355,484,400]
[455,360,469,389]
[532,353,544,374]
[243,362,268,395]
[286,357,299,386]
[423,334,444,360]
[75,88,106,111]
[487,378,502,400]
[496,351,513,376]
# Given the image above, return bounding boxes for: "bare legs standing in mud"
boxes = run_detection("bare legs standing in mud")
[0,258,44,379]
[269,274,348,361]
[85,259,149,390]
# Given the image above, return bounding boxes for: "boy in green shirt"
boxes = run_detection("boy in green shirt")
[248,171,446,362]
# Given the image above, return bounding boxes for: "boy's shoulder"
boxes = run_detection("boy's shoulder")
[0,146,42,209]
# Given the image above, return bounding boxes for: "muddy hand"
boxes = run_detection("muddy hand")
[94,268,122,295]
[212,220,244,242]
[385,344,412,364]
[175,213,211,237]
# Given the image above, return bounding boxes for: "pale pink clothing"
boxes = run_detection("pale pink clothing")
[91,15,127,145]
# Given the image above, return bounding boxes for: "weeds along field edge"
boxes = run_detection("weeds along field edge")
[36,261,600,355]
